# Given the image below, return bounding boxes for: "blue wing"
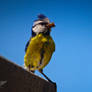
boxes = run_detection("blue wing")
[25,38,31,52]
[25,40,29,52]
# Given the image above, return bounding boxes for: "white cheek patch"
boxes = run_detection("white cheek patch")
[33,20,43,26]
[33,25,47,34]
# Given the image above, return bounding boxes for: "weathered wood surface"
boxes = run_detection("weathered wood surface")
[0,56,56,92]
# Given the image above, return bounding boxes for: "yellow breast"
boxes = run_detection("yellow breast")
[24,34,55,71]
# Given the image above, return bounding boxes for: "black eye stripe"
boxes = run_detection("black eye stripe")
[39,22,48,25]
[32,22,48,28]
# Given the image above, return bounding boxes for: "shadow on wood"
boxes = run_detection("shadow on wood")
[0,56,57,92]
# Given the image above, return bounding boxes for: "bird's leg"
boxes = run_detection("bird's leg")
[39,69,55,84]
[28,65,31,71]
[39,69,57,91]
[28,65,35,73]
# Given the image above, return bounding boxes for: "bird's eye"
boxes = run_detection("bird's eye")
[40,22,48,25]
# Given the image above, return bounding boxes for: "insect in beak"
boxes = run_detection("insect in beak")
[46,22,55,28]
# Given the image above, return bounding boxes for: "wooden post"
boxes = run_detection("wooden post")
[0,56,57,92]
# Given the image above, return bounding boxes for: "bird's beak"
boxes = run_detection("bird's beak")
[47,22,55,28]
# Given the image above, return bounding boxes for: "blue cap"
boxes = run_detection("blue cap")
[38,14,47,19]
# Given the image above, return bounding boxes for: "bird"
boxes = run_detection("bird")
[24,14,55,83]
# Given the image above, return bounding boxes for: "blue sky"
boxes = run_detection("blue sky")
[0,0,92,92]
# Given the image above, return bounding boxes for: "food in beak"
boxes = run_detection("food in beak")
[47,22,55,28]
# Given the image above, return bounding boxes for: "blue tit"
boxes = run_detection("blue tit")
[24,14,55,83]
